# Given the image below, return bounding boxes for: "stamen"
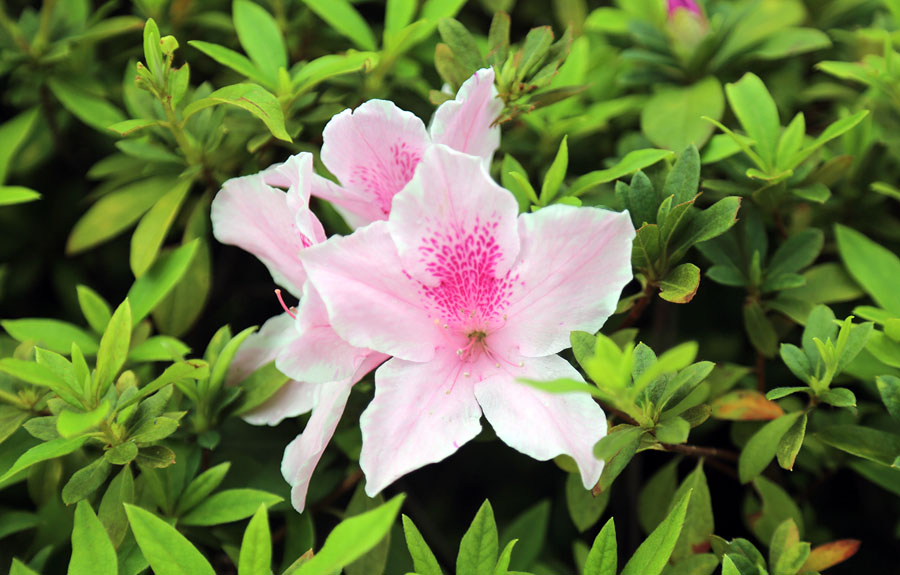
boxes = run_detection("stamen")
[274,289,297,319]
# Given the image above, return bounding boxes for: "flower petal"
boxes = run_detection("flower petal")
[310,174,384,230]
[281,379,352,512]
[301,221,442,361]
[226,313,318,426]
[275,283,388,384]
[211,154,322,297]
[474,353,607,489]
[320,100,429,222]
[389,145,520,285]
[493,205,635,358]
[359,352,483,496]
[429,68,502,165]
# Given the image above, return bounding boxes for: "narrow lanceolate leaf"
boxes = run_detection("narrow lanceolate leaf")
[0,436,89,483]
[1,319,99,355]
[125,504,215,575]
[584,518,617,575]
[179,489,283,526]
[95,300,132,398]
[130,179,192,278]
[69,501,117,575]
[402,515,441,575]
[301,0,377,51]
[76,285,113,335]
[835,225,900,316]
[182,85,291,142]
[800,539,861,572]
[669,462,713,561]
[0,186,41,206]
[816,425,900,467]
[724,73,780,170]
[238,504,272,575]
[621,490,693,575]
[233,0,287,79]
[126,240,200,325]
[293,494,405,575]
[776,413,807,471]
[457,500,499,575]
[738,412,804,483]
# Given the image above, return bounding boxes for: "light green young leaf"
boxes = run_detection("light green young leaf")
[126,239,200,325]
[402,515,441,575]
[302,0,377,51]
[724,73,780,170]
[540,135,568,205]
[205,326,258,397]
[1,318,99,355]
[738,412,804,483]
[788,110,869,169]
[835,224,900,316]
[238,504,272,575]
[183,84,291,142]
[776,413,807,471]
[48,78,126,132]
[0,436,89,484]
[77,285,113,335]
[621,490,693,575]
[188,41,265,84]
[70,501,118,575]
[570,149,674,196]
[57,402,110,438]
[95,300,132,397]
[457,500,499,575]
[125,504,215,575]
[293,494,405,575]
[130,179,192,278]
[233,0,287,81]
[142,18,164,82]
[0,186,41,206]
[641,78,724,152]
[175,462,231,515]
[584,517,617,575]
[0,108,39,184]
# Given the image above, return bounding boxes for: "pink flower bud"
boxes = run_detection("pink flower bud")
[667,0,702,18]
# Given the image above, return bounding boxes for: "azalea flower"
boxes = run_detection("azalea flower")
[211,152,387,511]
[301,145,636,495]
[311,67,502,228]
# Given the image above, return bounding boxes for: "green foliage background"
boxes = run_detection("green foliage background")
[1,0,899,573]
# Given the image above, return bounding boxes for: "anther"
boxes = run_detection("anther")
[274,289,297,319]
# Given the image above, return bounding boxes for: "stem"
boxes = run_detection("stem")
[662,442,740,461]
[33,0,57,54]
[598,401,639,426]
[310,468,364,512]
[161,96,198,165]
[755,350,766,393]
[617,285,655,331]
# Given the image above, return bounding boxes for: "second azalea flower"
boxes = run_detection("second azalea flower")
[302,145,636,495]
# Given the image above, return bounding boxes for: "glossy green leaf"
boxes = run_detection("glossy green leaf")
[233,0,286,80]
[642,78,724,151]
[179,489,282,526]
[738,412,803,483]
[566,472,610,533]
[126,240,200,325]
[0,436,89,484]
[238,504,272,575]
[130,179,192,278]
[301,0,377,51]
[0,108,39,184]
[584,518,617,575]
[817,425,900,466]
[69,501,117,575]
[95,300,132,397]
[183,85,290,142]
[877,375,900,420]
[125,504,215,575]
[570,149,674,196]
[457,500,499,575]
[1,319,99,355]
[621,490,693,575]
[402,515,441,575]
[659,263,701,304]
[77,285,113,335]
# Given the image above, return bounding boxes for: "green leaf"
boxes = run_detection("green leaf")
[142,19,164,81]
[457,500,499,575]
[743,301,777,357]
[126,240,200,325]
[654,417,691,444]
[767,229,823,279]
[835,224,900,316]
[788,110,869,169]
[57,402,110,438]
[493,539,516,575]
[206,326,258,397]
[500,499,550,570]
[99,465,135,547]
[95,300,132,398]
[179,488,283,526]
[77,285,113,335]
[584,518,617,575]
[0,436,88,484]
[238,504,272,575]
[0,186,41,206]
[776,413,807,471]
[188,41,265,84]
[129,336,190,362]
[385,0,417,38]
[232,362,291,416]
[641,78,724,151]
[819,388,857,408]
[129,416,180,443]
[780,343,811,383]
[738,412,804,483]
[752,27,831,60]
[594,426,643,492]
[621,490,693,575]
[293,494,405,575]
[67,177,175,254]
[107,119,159,137]
[663,145,701,204]
[0,108,39,184]
[638,458,679,534]
[540,135,568,205]
[301,0,377,51]
[125,504,215,575]
[817,425,900,467]
[175,462,231,515]
[130,179,192,278]
[1,319,99,355]
[566,472,610,533]
[291,52,379,93]
[183,85,291,142]
[233,0,286,81]
[48,78,126,132]
[0,358,68,391]
[63,457,112,504]
[659,263,701,304]
[401,515,441,575]
[105,442,138,465]
[438,18,487,74]
[877,375,900,420]
[69,501,117,575]
[570,149,674,196]
[724,73,780,170]
[9,559,40,575]
[668,462,713,562]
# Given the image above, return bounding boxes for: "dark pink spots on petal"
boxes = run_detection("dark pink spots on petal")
[415,217,516,334]
[349,140,422,216]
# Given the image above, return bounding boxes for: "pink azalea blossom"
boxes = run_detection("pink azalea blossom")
[310,68,502,228]
[301,145,636,495]
[211,152,388,511]
[667,0,701,17]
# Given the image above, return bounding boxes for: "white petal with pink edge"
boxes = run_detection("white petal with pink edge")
[301,220,443,362]
[359,352,484,496]
[473,353,608,489]
[429,68,502,166]
[491,205,635,359]
[320,100,429,223]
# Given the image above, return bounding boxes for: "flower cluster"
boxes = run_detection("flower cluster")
[211,68,635,512]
